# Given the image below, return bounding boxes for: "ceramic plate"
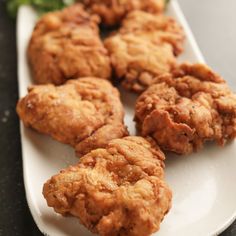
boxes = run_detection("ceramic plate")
[17,1,236,235]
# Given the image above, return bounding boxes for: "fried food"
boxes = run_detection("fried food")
[120,10,185,56]
[28,4,111,85]
[104,10,182,93]
[135,63,236,154]
[16,78,128,156]
[104,33,177,93]
[43,136,172,236]
[83,0,165,26]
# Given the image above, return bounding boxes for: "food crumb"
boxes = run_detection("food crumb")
[1,117,7,123]
[4,110,10,116]
[1,109,10,123]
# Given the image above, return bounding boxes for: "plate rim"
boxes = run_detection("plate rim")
[16,1,236,235]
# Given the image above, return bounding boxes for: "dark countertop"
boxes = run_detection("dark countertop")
[0,0,235,235]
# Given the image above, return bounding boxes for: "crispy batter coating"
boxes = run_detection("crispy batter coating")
[120,11,185,56]
[104,33,177,93]
[84,0,165,26]
[16,78,128,156]
[104,11,182,93]
[135,63,236,154]
[28,4,111,85]
[43,136,172,236]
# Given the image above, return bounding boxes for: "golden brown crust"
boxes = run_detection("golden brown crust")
[135,63,236,154]
[28,4,111,85]
[16,78,128,156]
[84,0,165,26]
[43,136,172,236]
[120,10,185,56]
[105,33,177,93]
[103,10,184,93]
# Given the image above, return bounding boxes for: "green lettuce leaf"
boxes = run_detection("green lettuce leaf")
[6,0,75,18]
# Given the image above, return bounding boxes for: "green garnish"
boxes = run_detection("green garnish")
[6,0,171,18]
[6,0,75,18]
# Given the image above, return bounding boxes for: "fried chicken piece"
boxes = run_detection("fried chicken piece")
[135,63,236,154]
[119,11,185,56]
[16,78,128,156]
[83,0,165,26]
[28,4,111,85]
[104,33,177,93]
[104,11,181,93]
[43,136,172,236]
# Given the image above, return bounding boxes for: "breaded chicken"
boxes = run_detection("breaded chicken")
[104,33,177,93]
[16,78,128,156]
[135,63,236,154]
[43,136,172,236]
[83,0,165,26]
[120,11,185,56]
[28,4,111,85]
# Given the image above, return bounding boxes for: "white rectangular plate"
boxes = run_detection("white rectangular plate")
[17,1,236,235]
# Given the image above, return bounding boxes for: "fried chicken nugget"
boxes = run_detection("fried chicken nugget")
[83,0,165,26]
[135,63,236,154]
[104,33,177,93]
[43,136,172,236]
[120,10,185,56]
[16,78,128,156]
[28,4,111,85]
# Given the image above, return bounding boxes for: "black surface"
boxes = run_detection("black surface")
[0,1,235,235]
[0,1,41,235]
